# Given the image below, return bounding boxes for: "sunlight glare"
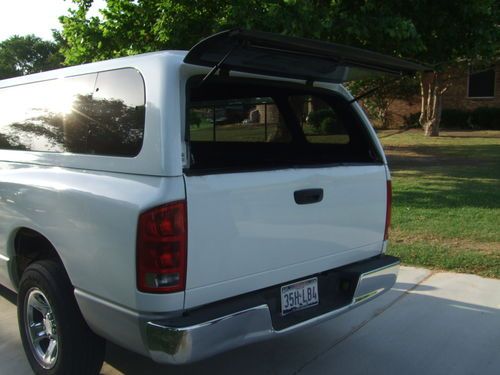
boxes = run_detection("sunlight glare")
[48,80,76,115]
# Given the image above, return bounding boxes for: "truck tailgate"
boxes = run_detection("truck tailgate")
[184,165,387,308]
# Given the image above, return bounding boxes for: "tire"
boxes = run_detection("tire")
[17,260,105,375]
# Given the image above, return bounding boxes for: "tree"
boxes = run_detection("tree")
[59,0,332,64]
[347,77,419,129]
[324,1,499,136]
[60,0,499,136]
[0,35,64,79]
[401,1,499,136]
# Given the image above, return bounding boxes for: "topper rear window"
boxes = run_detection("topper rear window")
[186,78,381,173]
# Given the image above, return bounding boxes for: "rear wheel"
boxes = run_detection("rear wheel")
[17,260,105,375]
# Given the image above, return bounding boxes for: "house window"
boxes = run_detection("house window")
[468,67,495,98]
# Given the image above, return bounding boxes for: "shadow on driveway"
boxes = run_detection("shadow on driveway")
[1,268,499,375]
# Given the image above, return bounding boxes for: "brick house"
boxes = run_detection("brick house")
[442,63,500,110]
[385,63,499,127]
[247,64,499,128]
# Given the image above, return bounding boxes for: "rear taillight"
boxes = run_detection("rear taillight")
[384,180,392,241]
[137,201,187,293]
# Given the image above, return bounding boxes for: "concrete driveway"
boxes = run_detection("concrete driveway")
[1,266,499,375]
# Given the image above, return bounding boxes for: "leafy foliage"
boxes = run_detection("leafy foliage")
[347,76,419,128]
[402,112,421,128]
[470,107,500,130]
[0,35,63,79]
[59,0,281,64]
[307,109,335,130]
[59,1,499,66]
[440,109,471,129]
[320,117,337,135]
[439,108,500,130]
[59,0,426,63]
[58,1,499,136]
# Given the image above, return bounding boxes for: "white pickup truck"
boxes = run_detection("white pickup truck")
[0,30,427,374]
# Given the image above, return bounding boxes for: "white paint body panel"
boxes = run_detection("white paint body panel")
[0,50,390,356]
[0,51,186,177]
[184,166,386,308]
[0,162,186,311]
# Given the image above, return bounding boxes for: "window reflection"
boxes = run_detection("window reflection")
[188,95,349,144]
[0,68,145,157]
[189,97,290,142]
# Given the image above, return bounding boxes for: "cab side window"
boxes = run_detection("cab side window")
[0,68,145,157]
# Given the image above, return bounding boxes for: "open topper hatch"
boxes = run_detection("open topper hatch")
[184,29,432,84]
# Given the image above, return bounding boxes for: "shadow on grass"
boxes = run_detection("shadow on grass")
[438,132,500,139]
[391,167,500,210]
[386,143,500,167]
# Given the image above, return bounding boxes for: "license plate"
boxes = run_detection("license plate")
[281,277,319,315]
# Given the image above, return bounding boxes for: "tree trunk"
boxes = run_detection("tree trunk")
[378,98,394,129]
[419,72,443,137]
[267,96,303,142]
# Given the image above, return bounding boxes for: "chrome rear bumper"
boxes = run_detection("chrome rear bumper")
[145,255,399,364]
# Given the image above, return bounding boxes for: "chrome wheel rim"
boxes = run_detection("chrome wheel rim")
[24,288,59,369]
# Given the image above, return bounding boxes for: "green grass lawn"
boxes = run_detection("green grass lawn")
[190,123,281,142]
[379,130,500,278]
[190,123,349,143]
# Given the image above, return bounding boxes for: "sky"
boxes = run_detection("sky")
[0,0,106,42]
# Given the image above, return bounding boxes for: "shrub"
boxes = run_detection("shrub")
[307,109,335,130]
[404,112,421,128]
[321,117,337,134]
[470,107,500,130]
[440,109,471,129]
[189,111,202,128]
